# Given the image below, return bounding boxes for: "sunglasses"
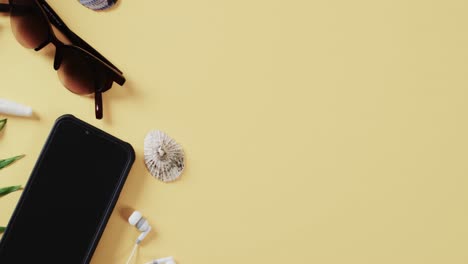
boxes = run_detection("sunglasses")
[0,0,125,119]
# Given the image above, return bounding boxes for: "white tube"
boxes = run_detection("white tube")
[0,99,33,117]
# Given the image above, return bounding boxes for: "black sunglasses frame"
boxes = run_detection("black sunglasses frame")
[0,0,125,119]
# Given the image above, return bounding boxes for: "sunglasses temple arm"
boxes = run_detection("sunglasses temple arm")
[95,91,103,120]
[67,36,123,75]
[0,4,10,12]
[65,30,123,74]
[39,1,123,74]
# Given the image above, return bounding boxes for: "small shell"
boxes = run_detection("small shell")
[144,130,185,182]
[78,0,117,10]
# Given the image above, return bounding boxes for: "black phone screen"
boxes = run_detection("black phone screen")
[0,116,134,263]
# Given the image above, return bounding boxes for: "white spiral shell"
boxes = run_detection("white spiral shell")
[144,130,185,182]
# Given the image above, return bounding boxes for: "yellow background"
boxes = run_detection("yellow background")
[1,0,468,263]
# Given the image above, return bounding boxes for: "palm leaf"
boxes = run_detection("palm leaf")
[0,155,25,170]
[0,119,6,131]
[0,185,21,196]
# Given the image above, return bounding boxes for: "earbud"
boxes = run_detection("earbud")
[128,211,152,244]
[127,211,175,264]
[146,256,176,264]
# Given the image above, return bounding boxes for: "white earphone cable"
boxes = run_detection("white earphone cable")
[125,243,139,264]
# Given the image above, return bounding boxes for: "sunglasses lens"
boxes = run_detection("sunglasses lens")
[57,47,106,95]
[10,0,49,49]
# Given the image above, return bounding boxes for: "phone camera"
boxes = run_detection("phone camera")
[85,130,90,135]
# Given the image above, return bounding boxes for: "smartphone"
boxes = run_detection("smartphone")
[0,115,135,263]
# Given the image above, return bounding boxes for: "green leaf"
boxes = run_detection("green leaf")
[0,226,5,233]
[0,185,21,196]
[0,155,25,170]
[0,119,6,132]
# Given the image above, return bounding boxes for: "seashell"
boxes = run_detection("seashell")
[78,0,117,11]
[144,130,185,182]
